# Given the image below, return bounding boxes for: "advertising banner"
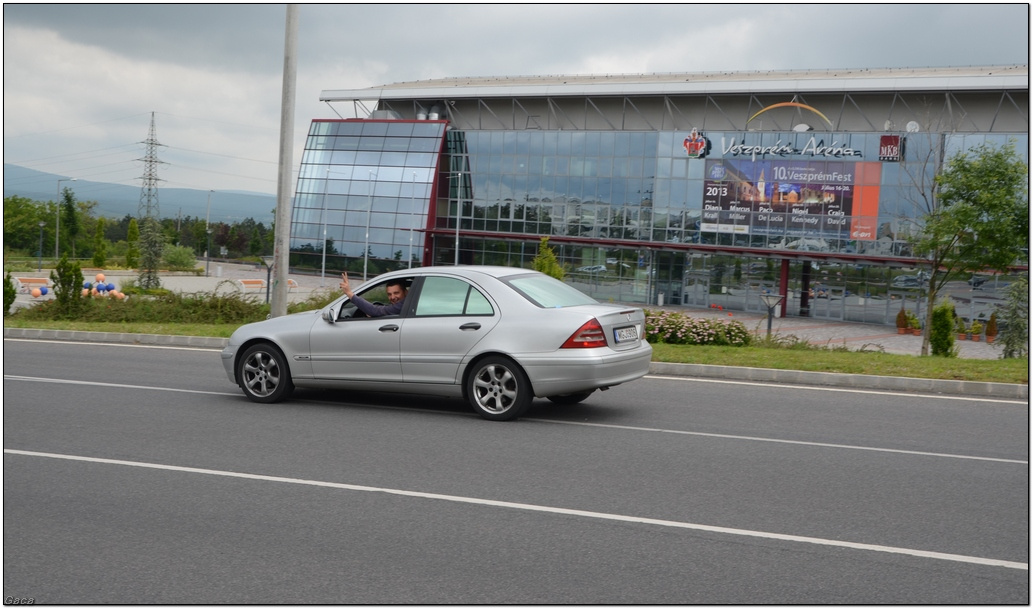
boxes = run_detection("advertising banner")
[701,159,881,240]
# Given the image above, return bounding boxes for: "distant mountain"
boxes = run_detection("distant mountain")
[3,164,276,225]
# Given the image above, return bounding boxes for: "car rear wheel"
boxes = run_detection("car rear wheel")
[467,356,531,421]
[546,390,594,405]
[238,342,294,403]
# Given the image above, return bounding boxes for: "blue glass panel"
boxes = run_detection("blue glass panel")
[330,150,357,165]
[408,137,443,152]
[356,151,382,165]
[379,151,407,167]
[412,122,446,137]
[361,122,390,136]
[386,122,416,137]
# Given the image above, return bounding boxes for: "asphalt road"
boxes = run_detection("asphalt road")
[3,338,1028,604]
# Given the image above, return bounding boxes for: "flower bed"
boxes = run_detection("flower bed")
[644,309,751,346]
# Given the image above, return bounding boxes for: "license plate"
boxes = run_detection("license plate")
[614,325,638,343]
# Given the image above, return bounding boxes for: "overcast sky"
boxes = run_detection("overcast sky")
[3,3,1029,200]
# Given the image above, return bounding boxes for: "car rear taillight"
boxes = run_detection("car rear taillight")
[561,318,608,349]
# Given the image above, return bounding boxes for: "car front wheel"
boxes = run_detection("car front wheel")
[466,356,531,421]
[237,342,294,403]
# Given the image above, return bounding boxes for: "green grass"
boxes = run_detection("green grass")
[650,342,1028,385]
[4,317,1028,385]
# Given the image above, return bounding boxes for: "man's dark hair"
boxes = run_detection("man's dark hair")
[386,279,408,291]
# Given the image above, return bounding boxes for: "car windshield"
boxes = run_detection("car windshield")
[505,274,598,308]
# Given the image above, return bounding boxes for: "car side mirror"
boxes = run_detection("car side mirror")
[322,306,337,324]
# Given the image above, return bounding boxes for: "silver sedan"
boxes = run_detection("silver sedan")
[221,266,652,421]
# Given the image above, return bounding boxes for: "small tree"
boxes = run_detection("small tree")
[531,237,564,280]
[3,273,16,316]
[984,311,998,339]
[125,218,140,268]
[998,277,1028,359]
[49,254,85,318]
[138,216,165,289]
[92,217,108,268]
[913,141,1028,355]
[60,187,80,258]
[928,300,956,357]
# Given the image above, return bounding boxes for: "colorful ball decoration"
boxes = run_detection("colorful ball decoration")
[39,287,48,295]
[84,281,92,289]
[106,283,115,291]
[82,288,90,297]
[95,273,106,283]
[31,288,41,298]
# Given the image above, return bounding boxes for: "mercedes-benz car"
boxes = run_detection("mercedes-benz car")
[221,266,652,421]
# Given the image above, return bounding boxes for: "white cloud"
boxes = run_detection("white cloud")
[3,3,1028,198]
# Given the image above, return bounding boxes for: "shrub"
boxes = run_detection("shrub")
[531,237,564,280]
[985,311,998,337]
[15,289,267,325]
[163,244,197,270]
[49,254,85,319]
[929,301,956,357]
[999,278,1028,359]
[3,272,15,316]
[643,309,751,347]
[896,308,909,329]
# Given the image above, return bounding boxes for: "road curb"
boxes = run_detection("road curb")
[6,328,1027,400]
[3,327,229,350]
[649,362,1028,400]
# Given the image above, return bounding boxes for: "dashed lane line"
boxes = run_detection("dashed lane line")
[5,449,1027,572]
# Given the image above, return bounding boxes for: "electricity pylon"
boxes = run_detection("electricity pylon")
[138,111,167,219]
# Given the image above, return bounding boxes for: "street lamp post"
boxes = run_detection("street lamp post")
[56,178,76,259]
[364,170,376,282]
[37,222,45,271]
[205,190,213,277]
[759,292,786,339]
[206,228,213,277]
[261,256,275,304]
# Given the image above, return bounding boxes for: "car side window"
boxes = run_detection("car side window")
[337,282,393,320]
[414,276,494,317]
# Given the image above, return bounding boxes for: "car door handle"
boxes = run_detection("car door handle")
[459,322,481,331]
[378,324,399,332]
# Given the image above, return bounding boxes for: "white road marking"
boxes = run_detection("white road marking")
[4,375,237,397]
[526,418,1029,465]
[6,375,1027,464]
[645,374,1028,405]
[5,448,1027,572]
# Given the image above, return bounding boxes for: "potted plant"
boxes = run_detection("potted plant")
[984,312,998,344]
[896,308,909,334]
[908,311,922,335]
[955,315,968,340]
[969,320,983,342]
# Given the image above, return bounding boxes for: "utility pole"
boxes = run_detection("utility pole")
[269,4,298,318]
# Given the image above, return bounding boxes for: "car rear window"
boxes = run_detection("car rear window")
[505,274,598,308]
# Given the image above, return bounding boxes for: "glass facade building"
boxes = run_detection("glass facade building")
[292,67,1028,325]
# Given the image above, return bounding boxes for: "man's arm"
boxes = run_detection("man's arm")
[350,294,402,317]
[340,274,402,317]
